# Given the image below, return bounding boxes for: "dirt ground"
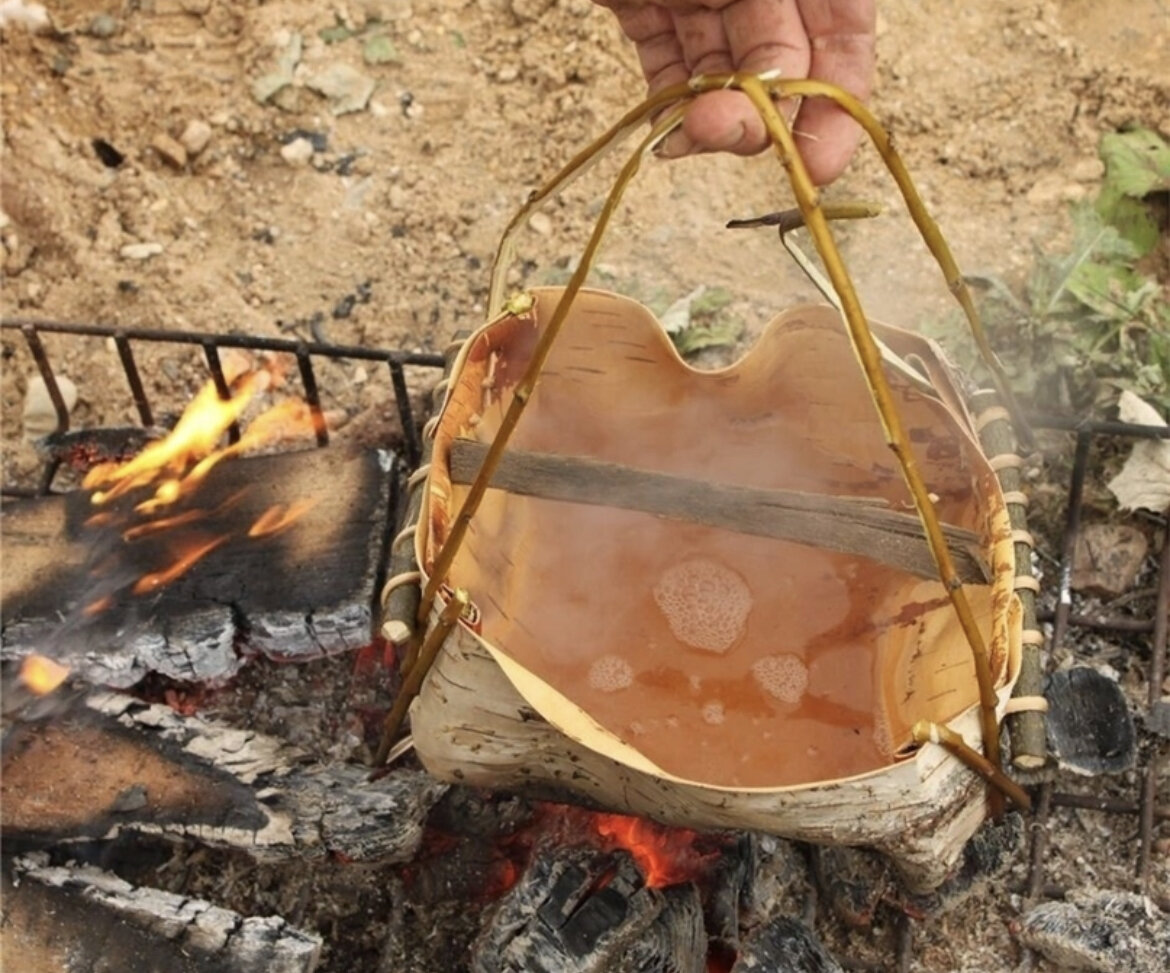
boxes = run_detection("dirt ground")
[2,1,1169,971]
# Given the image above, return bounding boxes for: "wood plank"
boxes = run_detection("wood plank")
[448,440,989,584]
[0,447,396,685]
[0,690,446,862]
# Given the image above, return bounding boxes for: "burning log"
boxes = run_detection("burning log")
[1,690,445,862]
[2,856,322,973]
[1,446,396,686]
[471,842,707,973]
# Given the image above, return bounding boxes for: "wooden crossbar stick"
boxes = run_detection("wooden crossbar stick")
[448,440,989,585]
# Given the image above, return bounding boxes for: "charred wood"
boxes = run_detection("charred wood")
[731,915,844,973]
[2,856,322,973]
[1,447,396,686]
[472,843,706,973]
[1,691,445,862]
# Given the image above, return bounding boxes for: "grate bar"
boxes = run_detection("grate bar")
[20,324,71,436]
[294,346,329,447]
[201,341,241,445]
[113,333,154,427]
[2,317,443,366]
[388,360,421,469]
[1,317,445,496]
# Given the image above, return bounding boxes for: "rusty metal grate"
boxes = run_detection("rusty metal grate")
[1,317,447,497]
[1025,418,1170,902]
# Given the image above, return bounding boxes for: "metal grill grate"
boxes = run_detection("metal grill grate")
[1025,419,1170,901]
[1,317,447,497]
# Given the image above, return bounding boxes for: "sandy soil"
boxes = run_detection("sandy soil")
[2,1,1169,971]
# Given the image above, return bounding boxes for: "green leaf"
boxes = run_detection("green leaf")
[671,319,742,356]
[1037,205,1138,317]
[689,286,734,319]
[363,34,402,65]
[319,24,353,43]
[1097,185,1160,256]
[1099,128,1170,198]
[1066,259,1148,321]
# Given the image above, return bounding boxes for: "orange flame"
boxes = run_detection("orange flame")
[83,356,314,514]
[73,354,320,609]
[248,498,319,538]
[593,813,714,888]
[20,654,70,695]
[132,536,227,595]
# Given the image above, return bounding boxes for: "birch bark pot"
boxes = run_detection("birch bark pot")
[408,288,1022,892]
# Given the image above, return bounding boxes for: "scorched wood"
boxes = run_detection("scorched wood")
[2,856,322,973]
[472,843,706,973]
[1,691,445,863]
[0,447,396,686]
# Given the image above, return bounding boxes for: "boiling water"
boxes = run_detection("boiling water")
[454,500,954,789]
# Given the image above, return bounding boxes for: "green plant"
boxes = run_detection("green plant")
[963,129,1169,413]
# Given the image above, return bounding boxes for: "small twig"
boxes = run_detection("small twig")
[373,589,469,766]
[912,720,1031,812]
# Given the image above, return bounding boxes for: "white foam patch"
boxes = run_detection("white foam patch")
[588,654,634,693]
[652,558,752,654]
[872,710,894,756]
[751,654,808,704]
[701,700,725,725]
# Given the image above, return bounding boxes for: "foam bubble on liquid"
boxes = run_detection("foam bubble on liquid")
[652,558,752,654]
[751,654,809,704]
[701,700,725,725]
[588,654,633,693]
[872,710,895,756]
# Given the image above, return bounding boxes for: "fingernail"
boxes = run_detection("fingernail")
[655,130,694,160]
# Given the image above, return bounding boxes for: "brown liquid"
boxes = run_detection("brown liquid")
[435,291,994,788]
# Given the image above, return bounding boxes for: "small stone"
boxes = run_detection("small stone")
[496,65,519,83]
[1026,172,1074,207]
[0,1,50,32]
[1071,523,1149,598]
[88,14,119,38]
[179,119,212,156]
[119,242,164,260]
[179,0,211,14]
[151,133,188,169]
[306,63,376,115]
[23,375,79,439]
[1071,157,1106,183]
[280,137,314,166]
[510,0,555,22]
[527,212,552,237]
[110,784,149,813]
[252,71,292,105]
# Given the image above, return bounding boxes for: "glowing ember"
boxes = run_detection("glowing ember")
[19,654,70,695]
[592,812,715,888]
[82,595,115,617]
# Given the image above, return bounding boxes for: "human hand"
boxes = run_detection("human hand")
[595,0,876,185]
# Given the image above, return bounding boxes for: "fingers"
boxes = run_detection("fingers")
[791,0,876,183]
[602,0,876,183]
[672,0,809,157]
